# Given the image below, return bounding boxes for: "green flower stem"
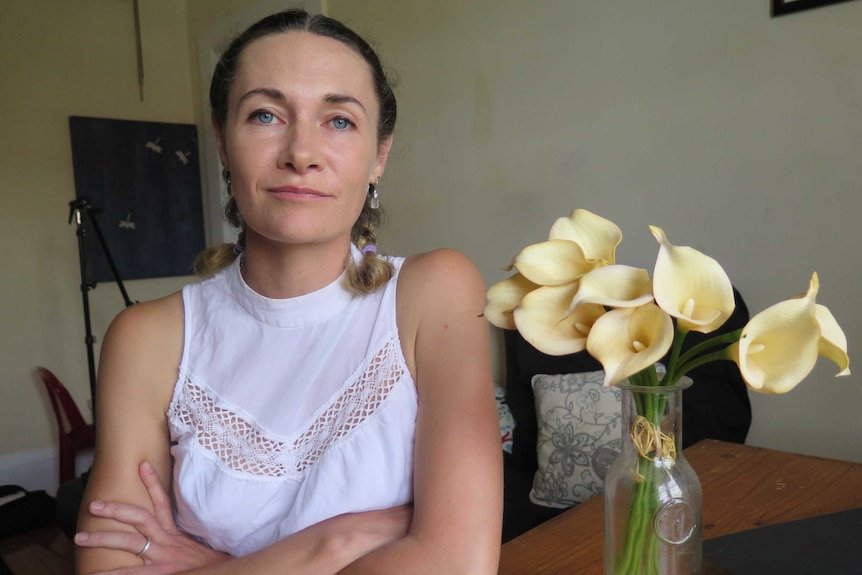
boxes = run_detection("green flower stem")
[673,347,735,380]
[662,328,689,385]
[662,328,742,388]
[634,392,645,417]
[620,472,647,572]
[617,462,661,574]
[674,328,742,374]
[619,460,653,573]
[614,391,664,575]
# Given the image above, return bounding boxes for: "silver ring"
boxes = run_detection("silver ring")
[136,537,151,557]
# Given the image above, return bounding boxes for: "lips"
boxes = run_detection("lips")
[267,186,329,199]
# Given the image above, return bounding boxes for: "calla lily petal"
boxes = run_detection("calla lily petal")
[730,274,820,394]
[512,240,596,286]
[586,303,674,387]
[513,283,606,356]
[548,208,622,265]
[814,303,851,376]
[484,273,540,330]
[567,265,654,313]
[650,226,735,333]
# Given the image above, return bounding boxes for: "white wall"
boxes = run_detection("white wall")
[329,0,862,462]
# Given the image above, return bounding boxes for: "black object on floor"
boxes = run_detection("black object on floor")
[703,506,862,574]
[56,471,89,540]
[0,486,56,539]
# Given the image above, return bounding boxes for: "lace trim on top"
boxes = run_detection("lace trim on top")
[170,336,405,479]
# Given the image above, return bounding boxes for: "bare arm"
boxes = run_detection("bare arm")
[166,507,412,575]
[81,465,410,575]
[337,249,504,574]
[76,294,185,573]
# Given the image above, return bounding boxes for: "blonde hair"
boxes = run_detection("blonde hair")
[193,199,394,294]
[343,201,394,295]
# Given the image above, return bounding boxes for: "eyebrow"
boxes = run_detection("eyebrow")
[323,93,367,114]
[237,87,284,106]
[236,88,367,115]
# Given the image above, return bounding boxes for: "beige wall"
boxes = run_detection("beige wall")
[0,1,195,458]
[328,0,862,462]
[2,0,860,477]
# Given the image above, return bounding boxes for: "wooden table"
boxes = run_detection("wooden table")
[498,439,862,574]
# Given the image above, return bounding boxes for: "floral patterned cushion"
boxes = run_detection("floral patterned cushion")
[495,385,515,454]
[529,371,622,509]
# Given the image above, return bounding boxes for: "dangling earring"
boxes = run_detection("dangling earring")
[368,178,380,209]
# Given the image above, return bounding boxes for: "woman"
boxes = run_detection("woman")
[75,9,502,574]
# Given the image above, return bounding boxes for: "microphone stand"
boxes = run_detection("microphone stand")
[68,197,135,422]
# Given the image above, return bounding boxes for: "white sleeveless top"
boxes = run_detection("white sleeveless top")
[166,250,417,557]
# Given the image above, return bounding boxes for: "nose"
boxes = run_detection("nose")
[278,122,322,174]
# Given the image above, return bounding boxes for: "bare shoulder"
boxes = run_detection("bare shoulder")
[396,249,488,379]
[99,291,185,407]
[398,248,486,307]
[105,290,184,340]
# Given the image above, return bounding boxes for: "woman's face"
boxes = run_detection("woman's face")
[216,31,389,249]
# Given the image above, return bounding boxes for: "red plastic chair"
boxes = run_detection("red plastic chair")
[37,367,95,484]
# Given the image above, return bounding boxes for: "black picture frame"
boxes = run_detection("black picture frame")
[772,0,858,17]
[69,116,205,282]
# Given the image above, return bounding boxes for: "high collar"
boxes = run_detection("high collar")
[225,245,359,328]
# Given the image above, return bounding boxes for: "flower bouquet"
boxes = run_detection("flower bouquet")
[484,209,850,575]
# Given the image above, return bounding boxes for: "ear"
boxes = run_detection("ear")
[372,136,393,181]
[212,114,229,169]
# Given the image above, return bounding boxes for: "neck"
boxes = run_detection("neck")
[240,233,353,299]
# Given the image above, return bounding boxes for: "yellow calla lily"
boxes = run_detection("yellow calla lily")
[511,239,597,286]
[650,226,735,334]
[513,283,606,356]
[483,273,540,330]
[814,303,851,376]
[548,208,622,265]
[729,274,821,394]
[586,303,674,387]
[486,208,850,400]
[567,265,654,313]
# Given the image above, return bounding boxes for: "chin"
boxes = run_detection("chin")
[250,225,351,248]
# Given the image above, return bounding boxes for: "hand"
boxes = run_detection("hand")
[75,461,230,574]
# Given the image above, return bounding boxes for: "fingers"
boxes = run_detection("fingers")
[139,461,175,530]
[75,530,149,556]
[86,500,162,535]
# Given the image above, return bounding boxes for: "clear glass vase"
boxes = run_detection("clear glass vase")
[603,378,702,575]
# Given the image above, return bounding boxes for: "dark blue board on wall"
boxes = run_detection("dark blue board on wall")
[69,116,205,282]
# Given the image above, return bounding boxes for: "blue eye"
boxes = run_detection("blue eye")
[255,111,275,124]
[332,117,352,130]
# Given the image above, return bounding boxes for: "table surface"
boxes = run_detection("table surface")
[498,439,862,574]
